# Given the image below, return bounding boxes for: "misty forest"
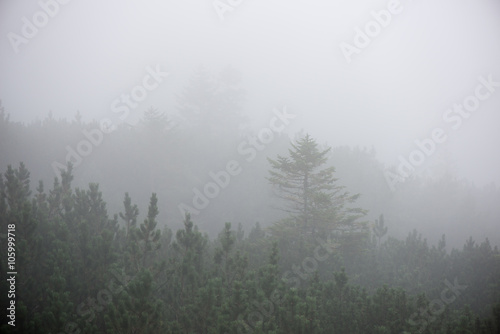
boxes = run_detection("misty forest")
[1,1,500,334]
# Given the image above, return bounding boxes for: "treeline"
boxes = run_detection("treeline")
[1,163,499,333]
[1,96,499,248]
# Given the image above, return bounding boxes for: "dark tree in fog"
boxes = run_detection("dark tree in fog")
[373,214,388,247]
[176,66,246,142]
[267,134,366,236]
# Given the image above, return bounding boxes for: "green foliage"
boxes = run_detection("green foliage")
[119,192,139,237]
[267,134,369,270]
[373,214,388,247]
[268,134,367,235]
[1,164,499,333]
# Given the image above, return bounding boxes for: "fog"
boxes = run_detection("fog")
[2,1,500,332]
[2,0,500,244]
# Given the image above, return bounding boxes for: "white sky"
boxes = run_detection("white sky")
[1,0,500,186]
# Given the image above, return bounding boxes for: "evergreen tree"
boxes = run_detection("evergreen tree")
[176,66,245,137]
[267,134,366,236]
[0,163,498,333]
[137,193,161,269]
[119,192,139,240]
[141,106,172,135]
[373,214,388,247]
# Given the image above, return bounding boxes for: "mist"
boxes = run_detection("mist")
[1,1,500,332]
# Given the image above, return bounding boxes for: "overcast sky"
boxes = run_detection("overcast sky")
[1,0,500,186]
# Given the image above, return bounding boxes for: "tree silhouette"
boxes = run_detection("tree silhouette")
[267,134,366,236]
[373,214,388,247]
